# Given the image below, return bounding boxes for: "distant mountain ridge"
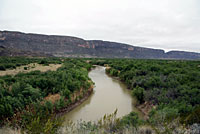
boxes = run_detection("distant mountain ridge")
[0,30,200,59]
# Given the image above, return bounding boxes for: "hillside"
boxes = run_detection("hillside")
[0,46,50,57]
[0,30,200,59]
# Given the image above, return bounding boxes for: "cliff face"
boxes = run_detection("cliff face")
[0,30,200,59]
[0,46,50,57]
[165,51,200,59]
[87,40,166,59]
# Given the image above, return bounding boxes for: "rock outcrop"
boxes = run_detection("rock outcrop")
[0,30,199,59]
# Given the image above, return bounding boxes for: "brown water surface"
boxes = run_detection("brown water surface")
[63,66,143,122]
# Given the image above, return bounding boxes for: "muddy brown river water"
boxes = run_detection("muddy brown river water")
[63,66,143,122]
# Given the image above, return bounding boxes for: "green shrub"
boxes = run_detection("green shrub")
[132,86,144,103]
[120,112,140,127]
[24,66,28,70]
[0,65,6,70]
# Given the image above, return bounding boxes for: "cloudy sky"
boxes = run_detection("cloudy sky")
[0,0,200,52]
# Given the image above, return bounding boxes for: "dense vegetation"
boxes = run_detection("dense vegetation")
[92,59,200,125]
[0,57,93,131]
[0,57,62,70]
[0,57,199,134]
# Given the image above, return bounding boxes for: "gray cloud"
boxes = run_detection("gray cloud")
[0,0,200,52]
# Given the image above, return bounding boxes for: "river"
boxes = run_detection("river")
[0,66,143,134]
[63,66,143,122]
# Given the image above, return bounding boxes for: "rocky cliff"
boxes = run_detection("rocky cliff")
[0,30,199,59]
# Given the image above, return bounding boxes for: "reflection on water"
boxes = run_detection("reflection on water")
[63,66,142,122]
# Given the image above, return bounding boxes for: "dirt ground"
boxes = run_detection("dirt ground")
[0,63,62,76]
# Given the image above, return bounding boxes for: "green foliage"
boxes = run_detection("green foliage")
[45,101,54,113]
[132,86,144,103]
[61,88,71,98]
[39,59,48,65]
[0,58,93,129]
[181,105,200,125]
[120,112,141,127]
[149,107,179,124]
[0,57,62,70]
[108,68,119,77]
[0,65,6,70]
[24,66,28,70]
[93,58,200,124]
[1,57,199,132]
[22,113,63,134]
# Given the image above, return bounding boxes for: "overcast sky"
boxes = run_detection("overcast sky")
[0,0,200,52]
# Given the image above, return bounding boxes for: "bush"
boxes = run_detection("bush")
[0,65,6,71]
[154,107,179,122]
[120,112,140,127]
[24,66,28,70]
[132,86,144,103]
[39,60,48,65]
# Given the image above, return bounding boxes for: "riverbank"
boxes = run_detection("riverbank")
[63,66,138,121]
[136,102,155,120]
[105,66,151,119]
[56,86,94,117]
[0,58,94,132]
